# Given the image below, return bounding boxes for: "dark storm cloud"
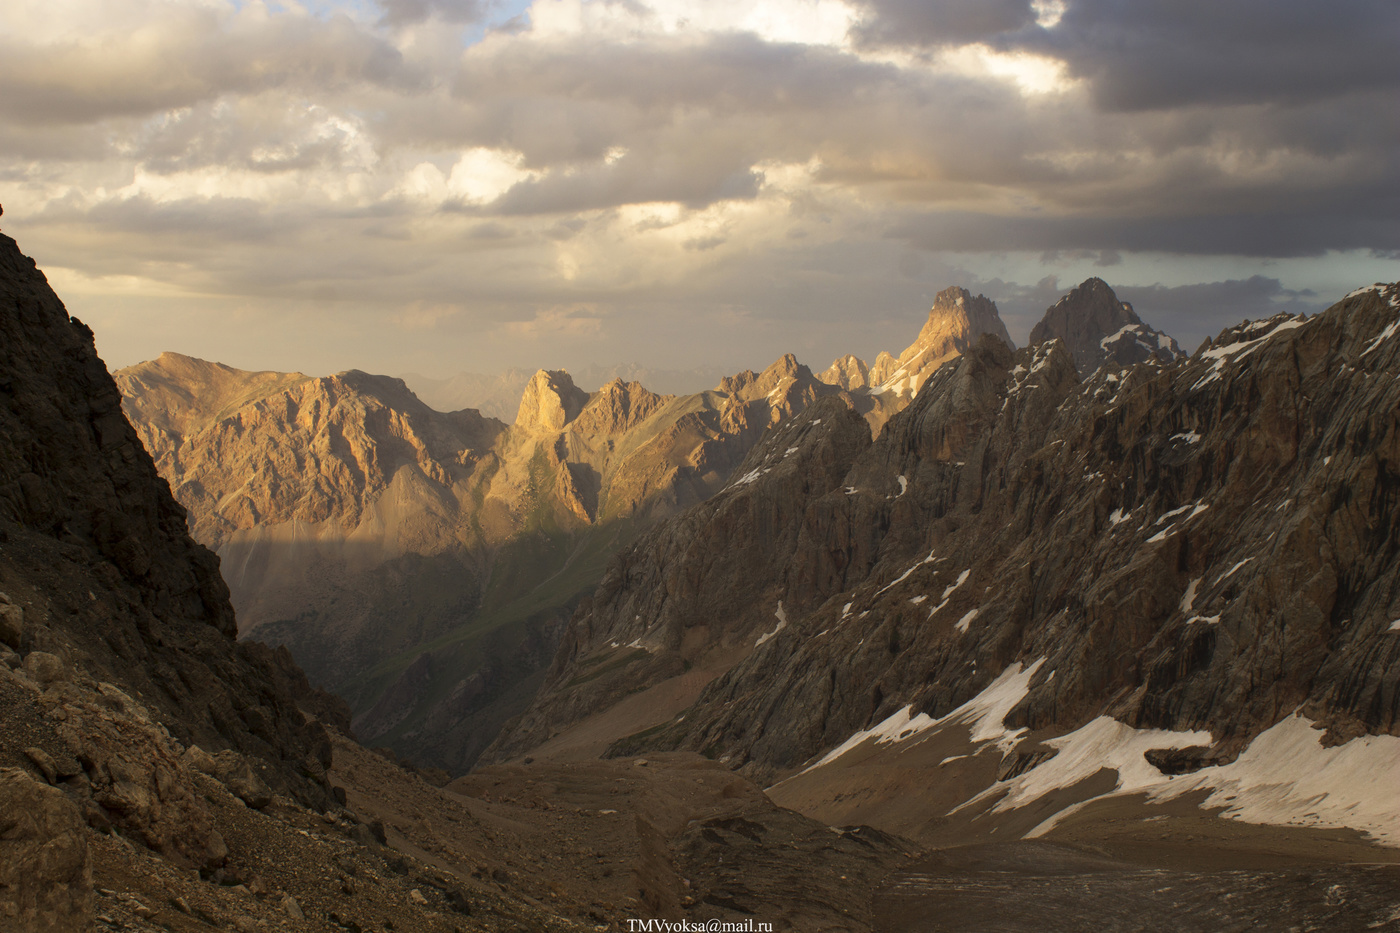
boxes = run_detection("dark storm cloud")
[1028,0,1400,111]
[851,0,1035,47]
[852,0,1400,112]
[889,197,1400,259]
[449,31,903,153]
[1116,276,1328,348]
[50,195,283,245]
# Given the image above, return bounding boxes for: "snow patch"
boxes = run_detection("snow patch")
[803,659,1046,772]
[755,602,788,647]
[874,551,938,597]
[896,475,908,497]
[1362,320,1399,356]
[1147,502,1208,543]
[1179,578,1200,614]
[964,716,1212,826]
[1389,620,1400,632]
[942,570,971,600]
[1100,324,1138,348]
[1171,431,1201,444]
[1186,614,1221,625]
[954,609,979,633]
[1216,558,1252,583]
[1151,715,1400,845]
[1109,508,1129,526]
[978,711,1400,847]
[734,467,769,486]
[1346,284,1386,299]
[1192,317,1308,390]
[910,595,927,605]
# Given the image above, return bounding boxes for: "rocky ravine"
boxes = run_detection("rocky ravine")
[115,281,1013,775]
[115,344,863,772]
[1,233,916,933]
[492,281,1400,862]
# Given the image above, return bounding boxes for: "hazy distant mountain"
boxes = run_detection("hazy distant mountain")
[401,363,735,422]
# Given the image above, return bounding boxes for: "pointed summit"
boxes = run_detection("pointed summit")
[515,369,589,433]
[1029,278,1183,375]
[819,354,870,391]
[868,287,1013,397]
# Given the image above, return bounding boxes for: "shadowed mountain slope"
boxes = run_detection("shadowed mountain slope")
[492,282,1400,858]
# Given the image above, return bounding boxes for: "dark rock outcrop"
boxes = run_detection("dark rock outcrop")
[483,396,873,762]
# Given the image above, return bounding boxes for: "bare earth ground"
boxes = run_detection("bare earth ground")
[875,840,1400,933]
[76,706,1400,933]
[336,738,917,931]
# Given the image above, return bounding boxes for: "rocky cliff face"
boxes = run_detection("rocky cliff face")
[0,232,346,926]
[117,345,860,773]
[494,282,1400,851]
[1029,277,1183,374]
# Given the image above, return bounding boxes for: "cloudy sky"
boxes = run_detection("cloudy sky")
[2,0,1396,383]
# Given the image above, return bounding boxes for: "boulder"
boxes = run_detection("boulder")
[0,767,93,932]
[21,652,65,686]
[0,593,22,649]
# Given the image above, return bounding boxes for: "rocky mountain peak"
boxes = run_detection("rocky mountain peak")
[819,354,870,391]
[514,369,589,433]
[867,287,1013,397]
[570,378,669,436]
[1029,277,1183,375]
[916,286,1012,351]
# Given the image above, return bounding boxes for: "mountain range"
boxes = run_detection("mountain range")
[7,222,1399,931]
[490,280,1400,865]
[111,285,1017,773]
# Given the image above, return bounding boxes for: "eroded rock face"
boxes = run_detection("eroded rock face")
[0,233,334,808]
[499,285,1400,793]
[819,354,871,391]
[0,767,93,932]
[870,286,1014,392]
